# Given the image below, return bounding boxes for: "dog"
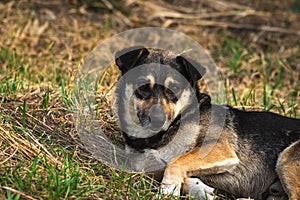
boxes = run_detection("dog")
[114,46,300,200]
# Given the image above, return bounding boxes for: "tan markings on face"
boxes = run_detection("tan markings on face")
[140,97,156,114]
[131,94,156,117]
[173,88,192,117]
[129,96,140,125]
[162,98,175,121]
[146,75,155,89]
[164,77,179,89]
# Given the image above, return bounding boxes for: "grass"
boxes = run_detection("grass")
[1,150,156,199]
[2,153,97,199]
[0,0,299,199]
[223,38,244,74]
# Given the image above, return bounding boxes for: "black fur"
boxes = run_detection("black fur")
[115,46,149,75]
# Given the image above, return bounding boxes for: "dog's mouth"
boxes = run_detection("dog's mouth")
[123,113,182,151]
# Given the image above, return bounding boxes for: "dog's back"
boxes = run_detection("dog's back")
[234,109,300,162]
[198,107,300,199]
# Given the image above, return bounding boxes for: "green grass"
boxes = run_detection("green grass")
[41,86,50,109]
[0,143,158,199]
[0,0,299,200]
[1,152,103,199]
[61,81,75,111]
[224,38,243,73]
[223,39,299,117]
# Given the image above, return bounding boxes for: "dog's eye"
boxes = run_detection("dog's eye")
[165,85,180,102]
[135,84,151,99]
[138,84,150,92]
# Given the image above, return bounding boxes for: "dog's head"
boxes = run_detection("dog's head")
[115,46,206,140]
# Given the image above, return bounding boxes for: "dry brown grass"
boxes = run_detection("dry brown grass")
[0,0,299,199]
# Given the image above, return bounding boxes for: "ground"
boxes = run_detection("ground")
[0,0,299,199]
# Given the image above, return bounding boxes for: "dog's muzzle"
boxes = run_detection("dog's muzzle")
[138,104,166,132]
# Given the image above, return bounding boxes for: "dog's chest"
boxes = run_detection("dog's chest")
[144,121,201,163]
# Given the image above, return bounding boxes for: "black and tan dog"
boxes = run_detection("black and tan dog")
[114,46,300,200]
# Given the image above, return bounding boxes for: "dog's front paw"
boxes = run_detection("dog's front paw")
[159,166,184,197]
[182,177,215,200]
[159,182,181,197]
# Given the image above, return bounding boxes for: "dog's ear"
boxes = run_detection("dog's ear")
[176,55,206,86]
[115,46,149,74]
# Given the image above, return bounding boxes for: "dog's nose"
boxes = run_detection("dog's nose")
[149,104,166,131]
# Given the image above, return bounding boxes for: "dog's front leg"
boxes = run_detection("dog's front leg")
[160,163,186,196]
[160,138,239,197]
